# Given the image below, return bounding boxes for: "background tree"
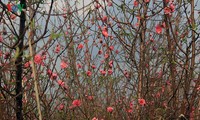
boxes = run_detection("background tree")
[0,0,199,119]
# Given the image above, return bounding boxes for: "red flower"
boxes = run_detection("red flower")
[72,99,81,107]
[107,107,114,112]
[138,98,146,106]
[155,24,162,34]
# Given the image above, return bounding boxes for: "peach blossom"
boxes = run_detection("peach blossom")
[107,107,113,112]
[155,24,162,34]
[138,98,146,106]
[72,99,81,107]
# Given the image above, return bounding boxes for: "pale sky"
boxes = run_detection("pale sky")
[44,0,102,15]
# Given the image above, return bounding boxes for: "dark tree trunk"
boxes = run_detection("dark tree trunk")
[15,0,26,119]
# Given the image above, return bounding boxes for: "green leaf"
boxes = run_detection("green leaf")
[182,38,187,43]
[50,32,63,39]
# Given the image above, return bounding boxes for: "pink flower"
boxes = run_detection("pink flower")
[51,73,57,80]
[138,98,146,106]
[127,109,133,113]
[0,51,2,57]
[72,99,81,107]
[78,43,84,49]
[10,14,16,20]
[197,85,200,91]
[34,54,43,64]
[91,65,96,69]
[130,102,134,108]
[42,55,46,60]
[170,3,175,12]
[95,3,101,9]
[166,80,171,86]
[155,24,162,34]
[102,27,109,37]
[104,53,109,59]
[0,35,2,42]
[109,60,113,67]
[100,69,106,75]
[86,70,92,76]
[145,0,150,3]
[60,61,68,69]
[162,22,166,28]
[55,45,60,53]
[87,96,94,100]
[47,69,52,76]
[108,69,113,75]
[164,7,171,15]
[92,117,98,120]
[115,50,119,54]
[98,50,103,55]
[58,103,64,110]
[102,16,108,22]
[109,46,114,51]
[63,14,67,18]
[134,0,139,7]
[107,2,112,6]
[165,0,169,3]
[57,80,65,87]
[24,61,30,68]
[77,63,82,69]
[107,107,114,112]
[65,31,68,35]
[124,70,130,78]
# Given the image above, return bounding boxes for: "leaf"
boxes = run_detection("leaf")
[50,32,63,39]
[182,38,187,43]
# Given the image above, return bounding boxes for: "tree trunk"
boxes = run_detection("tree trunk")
[15,0,26,119]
